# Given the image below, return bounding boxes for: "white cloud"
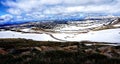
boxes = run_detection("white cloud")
[1,0,120,21]
[3,0,117,14]
[65,5,111,13]
[7,8,22,15]
[0,14,13,21]
[0,14,13,25]
[63,0,114,5]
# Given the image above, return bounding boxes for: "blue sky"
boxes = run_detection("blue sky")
[0,0,120,25]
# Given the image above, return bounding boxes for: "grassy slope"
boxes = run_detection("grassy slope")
[0,38,120,64]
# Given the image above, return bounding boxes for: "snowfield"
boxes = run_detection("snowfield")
[0,31,57,41]
[20,28,35,32]
[52,28,120,43]
[54,23,104,32]
[0,28,120,43]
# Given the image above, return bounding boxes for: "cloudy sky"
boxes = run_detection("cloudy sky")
[0,0,120,25]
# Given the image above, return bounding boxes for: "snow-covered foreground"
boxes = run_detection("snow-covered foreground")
[0,31,57,41]
[53,28,120,43]
[0,28,120,43]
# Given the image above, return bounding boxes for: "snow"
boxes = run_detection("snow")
[113,24,120,27]
[0,31,57,41]
[0,28,120,43]
[52,28,120,43]
[55,24,103,31]
[20,28,35,32]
